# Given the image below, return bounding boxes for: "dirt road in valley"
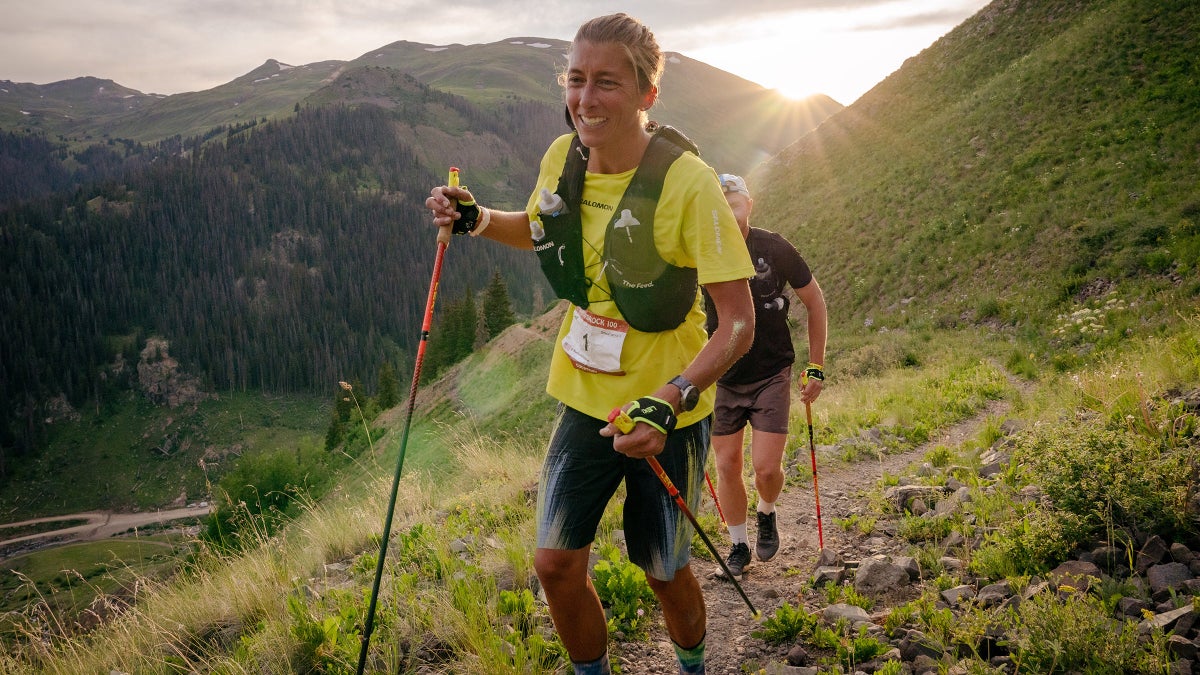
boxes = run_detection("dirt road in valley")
[0,504,212,556]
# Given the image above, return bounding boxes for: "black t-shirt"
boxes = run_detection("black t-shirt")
[705,227,813,385]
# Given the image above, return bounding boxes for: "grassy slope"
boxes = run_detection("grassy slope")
[752,0,1200,331]
[96,61,348,143]
[11,305,1195,672]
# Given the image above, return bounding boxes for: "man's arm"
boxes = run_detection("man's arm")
[794,277,828,404]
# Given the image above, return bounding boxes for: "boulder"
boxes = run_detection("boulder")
[1048,560,1103,592]
[976,582,1013,608]
[822,602,872,625]
[884,484,951,513]
[940,584,977,606]
[1147,562,1193,601]
[811,565,845,587]
[1138,535,1170,573]
[1139,604,1195,634]
[853,557,911,595]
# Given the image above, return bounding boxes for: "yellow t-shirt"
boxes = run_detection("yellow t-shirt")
[525,133,754,426]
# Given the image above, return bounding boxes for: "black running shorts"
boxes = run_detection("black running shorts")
[535,404,710,581]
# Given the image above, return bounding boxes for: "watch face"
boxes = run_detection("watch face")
[672,376,699,412]
[682,387,699,411]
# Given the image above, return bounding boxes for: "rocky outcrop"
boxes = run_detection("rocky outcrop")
[137,337,212,407]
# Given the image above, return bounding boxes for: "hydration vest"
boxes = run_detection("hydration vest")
[533,125,700,333]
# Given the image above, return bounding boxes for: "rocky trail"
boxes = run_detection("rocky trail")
[613,398,1012,674]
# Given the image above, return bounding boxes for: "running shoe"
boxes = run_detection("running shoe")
[724,542,751,578]
[756,511,779,561]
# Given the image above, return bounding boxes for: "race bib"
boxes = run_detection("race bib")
[562,307,628,375]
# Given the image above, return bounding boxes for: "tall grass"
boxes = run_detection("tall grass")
[810,329,1013,464]
[5,417,551,674]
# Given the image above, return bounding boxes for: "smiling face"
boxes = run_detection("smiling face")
[565,39,657,172]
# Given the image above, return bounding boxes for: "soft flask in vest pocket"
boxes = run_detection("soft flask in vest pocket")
[533,193,592,310]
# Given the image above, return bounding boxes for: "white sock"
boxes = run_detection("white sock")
[757,499,775,515]
[727,523,748,545]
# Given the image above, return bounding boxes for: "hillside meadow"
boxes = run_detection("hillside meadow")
[3,307,1198,672]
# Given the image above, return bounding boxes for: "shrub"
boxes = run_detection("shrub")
[969,503,1087,578]
[592,544,656,639]
[924,445,954,467]
[203,448,312,552]
[896,513,955,543]
[1013,421,1198,540]
[809,621,890,672]
[1005,590,1171,673]
[823,582,875,611]
[287,590,359,673]
[752,602,820,645]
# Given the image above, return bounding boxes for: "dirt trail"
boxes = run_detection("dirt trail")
[615,397,1011,674]
[0,504,212,557]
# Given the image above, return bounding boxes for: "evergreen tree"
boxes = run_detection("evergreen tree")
[421,292,478,383]
[324,382,354,451]
[482,270,516,340]
[324,411,344,452]
[456,288,478,358]
[376,361,399,410]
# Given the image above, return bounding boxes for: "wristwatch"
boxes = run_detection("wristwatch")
[668,375,700,413]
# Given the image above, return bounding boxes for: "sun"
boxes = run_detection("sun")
[770,80,821,102]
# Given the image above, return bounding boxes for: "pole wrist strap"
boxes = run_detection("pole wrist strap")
[803,363,825,382]
[452,197,481,235]
[608,396,677,435]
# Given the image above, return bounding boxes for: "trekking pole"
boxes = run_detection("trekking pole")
[609,408,759,618]
[356,169,457,675]
[804,398,824,550]
[704,471,726,524]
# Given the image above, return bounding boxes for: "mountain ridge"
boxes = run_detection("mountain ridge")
[0,37,841,177]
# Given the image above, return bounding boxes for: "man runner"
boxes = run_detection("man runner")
[705,173,828,578]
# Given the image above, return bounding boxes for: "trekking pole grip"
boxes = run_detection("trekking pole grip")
[441,167,461,245]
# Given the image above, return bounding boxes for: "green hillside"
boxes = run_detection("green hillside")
[752,0,1199,342]
[93,60,348,143]
[0,77,162,139]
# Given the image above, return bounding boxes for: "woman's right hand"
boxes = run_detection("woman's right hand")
[425,185,476,229]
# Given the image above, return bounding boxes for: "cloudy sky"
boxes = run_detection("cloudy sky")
[1,0,991,105]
